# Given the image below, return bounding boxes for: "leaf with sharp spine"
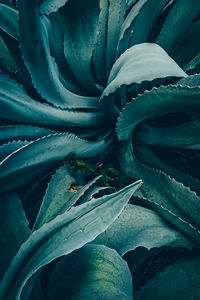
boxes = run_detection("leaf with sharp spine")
[18,0,99,109]
[119,139,200,245]
[0,72,104,128]
[0,125,56,145]
[0,179,142,300]
[93,204,194,256]
[101,43,187,119]
[33,165,80,230]
[156,0,200,52]
[0,133,111,192]
[117,85,200,141]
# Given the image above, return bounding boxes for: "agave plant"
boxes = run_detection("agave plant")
[0,0,200,299]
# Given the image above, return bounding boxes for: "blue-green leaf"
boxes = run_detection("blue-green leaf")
[117,85,200,141]
[0,192,30,280]
[94,204,194,256]
[0,73,104,128]
[156,0,200,52]
[48,244,133,300]
[0,4,18,39]
[135,254,200,300]
[0,133,111,192]
[119,139,200,245]
[18,0,99,109]
[0,180,142,300]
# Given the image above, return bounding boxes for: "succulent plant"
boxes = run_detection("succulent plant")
[0,0,200,299]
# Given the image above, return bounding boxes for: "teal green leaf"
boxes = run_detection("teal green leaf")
[0,133,110,192]
[17,0,99,109]
[0,141,29,162]
[106,0,126,74]
[117,85,200,141]
[135,254,200,300]
[48,244,133,300]
[156,0,200,52]
[33,165,78,230]
[0,180,142,299]
[170,21,200,68]
[135,120,200,148]
[0,4,18,39]
[184,53,200,74]
[178,74,200,88]
[117,0,149,56]
[94,204,194,256]
[128,0,168,47]
[91,0,108,85]
[0,125,55,145]
[61,0,100,94]
[101,43,187,118]
[39,0,69,15]
[0,73,104,128]
[0,192,30,280]
[119,139,200,245]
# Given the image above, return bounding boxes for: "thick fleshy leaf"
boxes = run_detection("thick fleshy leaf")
[0,141,29,162]
[128,0,169,47]
[101,43,187,120]
[0,4,18,39]
[119,139,200,245]
[156,0,200,52]
[170,21,200,68]
[60,0,100,94]
[39,0,69,15]
[135,120,200,148]
[106,0,126,74]
[184,53,200,74]
[91,0,108,86]
[0,125,55,145]
[0,133,111,192]
[33,165,78,230]
[178,74,200,88]
[135,254,200,300]
[0,180,142,300]
[0,192,30,280]
[0,73,104,128]
[117,85,200,141]
[48,244,133,300]
[117,0,149,56]
[18,0,99,109]
[94,204,194,256]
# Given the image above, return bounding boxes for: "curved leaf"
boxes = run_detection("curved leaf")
[135,254,200,300]
[101,43,186,120]
[117,85,200,141]
[60,0,100,94]
[0,192,30,280]
[94,204,194,256]
[156,0,200,52]
[0,133,111,192]
[0,125,55,145]
[119,139,200,245]
[0,4,18,39]
[39,0,69,15]
[18,0,99,109]
[0,180,142,300]
[0,72,104,128]
[33,165,79,230]
[106,0,126,74]
[135,120,200,148]
[48,244,133,300]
